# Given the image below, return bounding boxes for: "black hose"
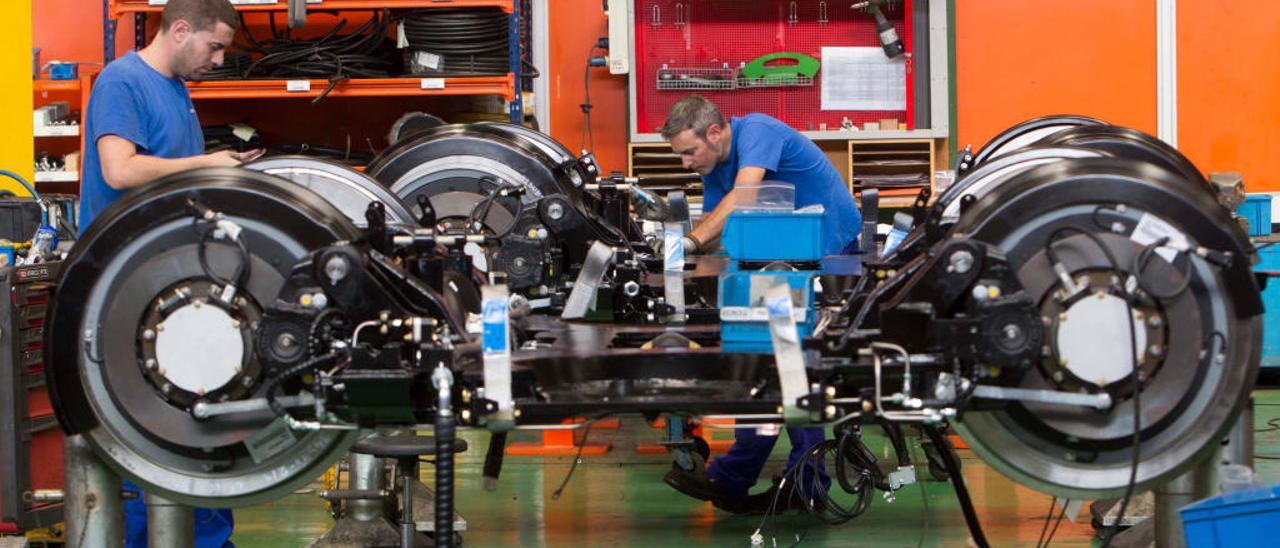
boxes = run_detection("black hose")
[922,425,990,548]
[197,10,399,86]
[400,8,510,77]
[434,413,456,547]
[481,432,508,491]
[262,352,344,418]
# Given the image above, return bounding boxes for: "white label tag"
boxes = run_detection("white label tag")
[481,285,514,424]
[396,22,408,48]
[285,80,311,92]
[1131,212,1187,263]
[719,306,807,322]
[420,78,446,90]
[415,50,443,70]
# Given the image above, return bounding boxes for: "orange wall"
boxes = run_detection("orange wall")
[955,0,1158,153]
[1177,1,1280,192]
[31,2,1280,191]
[547,0,628,175]
[33,0,136,65]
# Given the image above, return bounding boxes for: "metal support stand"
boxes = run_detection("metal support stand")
[145,492,194,548]
[348,452,386,522]
[63,434,123,548]
[1150,400,1253,548]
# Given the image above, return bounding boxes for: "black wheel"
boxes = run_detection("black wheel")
[951,157,1261,499]
[47,167,361,507]
[970,115,1108,168]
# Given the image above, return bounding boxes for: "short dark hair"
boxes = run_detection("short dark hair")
[161,0,240,33]
[660,95,727,141]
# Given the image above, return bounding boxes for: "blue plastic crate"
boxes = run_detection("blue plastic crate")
[1181,485,1280,547]
[722,211,825,261]
[719,268,816,354]
[1255,246,1280,368]
[1236,194,1272,237]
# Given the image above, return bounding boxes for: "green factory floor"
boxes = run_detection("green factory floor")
[228,390,1280,547]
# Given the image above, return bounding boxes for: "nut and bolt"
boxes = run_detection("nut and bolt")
[948,250,974,274]
[546,202,565,221]
[324,255,350,284]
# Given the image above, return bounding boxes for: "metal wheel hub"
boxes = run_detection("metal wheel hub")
[139,281,263,406]
[1041,272,1165,390]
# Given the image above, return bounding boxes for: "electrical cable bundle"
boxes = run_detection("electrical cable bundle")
[399,8,511,77]
[195,10,400,85]
[244,11,399,79]
[198,50,254,81]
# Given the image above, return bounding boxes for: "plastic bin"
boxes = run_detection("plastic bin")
[1180,484,1280,547]
[719,268,816,354]
[1236,194,1272,237]
[722,211,825,261]
[1255,245,1280,368]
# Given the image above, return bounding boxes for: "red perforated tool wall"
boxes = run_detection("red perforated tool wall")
[634,0,912,135]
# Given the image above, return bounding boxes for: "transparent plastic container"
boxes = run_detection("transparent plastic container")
[1220,464,1262,493]
[734,180,796,212]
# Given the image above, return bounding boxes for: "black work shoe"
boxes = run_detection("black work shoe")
[744,479,828,515]
[663,468,748,514]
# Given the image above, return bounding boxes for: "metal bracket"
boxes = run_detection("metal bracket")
[766,283,810,423]
[662,223,686,323]
[971,385,1113,410]
[288,0,307,28]
[563,241,613,319]
[481,285,514,429]
[191,393,316,419]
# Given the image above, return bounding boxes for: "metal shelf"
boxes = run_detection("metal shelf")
[33,80,82,93]
[33,126,80,138]
[104,0,524,123]
[34,172,79,183]
[185,74,515,100]
[109,0,513,18]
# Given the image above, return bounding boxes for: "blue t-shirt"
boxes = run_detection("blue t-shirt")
[80,51,204,234]
[703,114,861,255]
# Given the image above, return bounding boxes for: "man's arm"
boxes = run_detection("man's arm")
[98,135,259,190]
[687,166,766,250]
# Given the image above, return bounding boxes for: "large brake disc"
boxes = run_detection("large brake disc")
[951,157,1261,499]
[936,146,1108,224]
[970,114,1108,168]
[245,156,415,226]
[47,167,360,507]
[366,122,590,234]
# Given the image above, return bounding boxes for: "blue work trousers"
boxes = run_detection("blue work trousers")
[123,480,234,548]
[705,426,831,501]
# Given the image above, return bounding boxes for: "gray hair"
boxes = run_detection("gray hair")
[660,95,727,140]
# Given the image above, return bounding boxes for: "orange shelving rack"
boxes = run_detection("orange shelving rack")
[103,0,523,123]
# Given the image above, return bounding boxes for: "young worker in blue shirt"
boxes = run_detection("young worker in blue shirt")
[80,0,260,234]
[660,95,861,513]
[79,1,258,545]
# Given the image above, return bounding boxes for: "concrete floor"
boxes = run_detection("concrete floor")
[228,390,1280,547]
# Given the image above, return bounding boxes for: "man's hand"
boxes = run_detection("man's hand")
[205,149,264,167]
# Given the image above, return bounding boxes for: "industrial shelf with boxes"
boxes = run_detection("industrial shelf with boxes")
[32,75,93,193]
[619,0,950,210]
[104,0,525,164]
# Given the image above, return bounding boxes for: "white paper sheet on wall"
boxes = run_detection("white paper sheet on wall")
[820,47,907,111]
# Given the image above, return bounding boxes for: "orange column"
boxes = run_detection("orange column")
[1176,1,1280,192]
[546,0,629,175]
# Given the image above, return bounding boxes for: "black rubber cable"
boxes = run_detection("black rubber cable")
[435,412,456,547]
[400,8,511,77]
[922,424,990,548]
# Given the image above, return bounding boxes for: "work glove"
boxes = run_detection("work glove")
[629,185,671,222]
[648,234,698,256]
